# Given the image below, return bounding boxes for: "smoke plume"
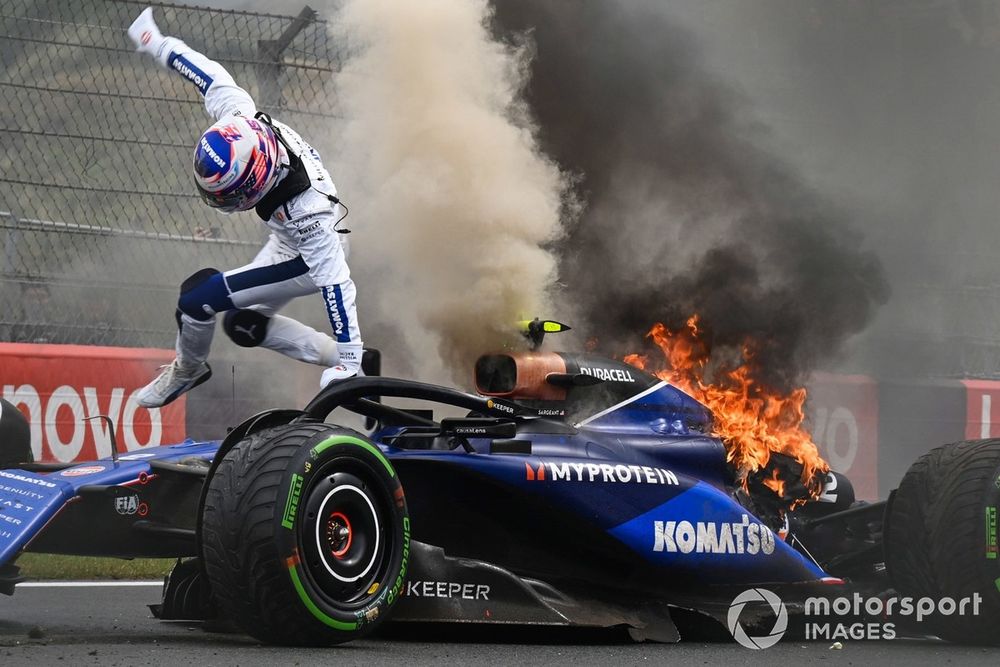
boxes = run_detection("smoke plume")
[327,0,571,383]
[490,0,888,391]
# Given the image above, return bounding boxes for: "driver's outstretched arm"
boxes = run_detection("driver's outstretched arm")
[127,7,256,121]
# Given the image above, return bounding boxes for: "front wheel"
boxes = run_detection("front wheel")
[201,423,409,645]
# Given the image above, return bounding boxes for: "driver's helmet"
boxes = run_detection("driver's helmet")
[193,116,282,213]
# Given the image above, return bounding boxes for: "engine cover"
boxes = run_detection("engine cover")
[475,352,662,418]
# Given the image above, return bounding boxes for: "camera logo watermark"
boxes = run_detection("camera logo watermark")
[727,588,983,647]
[727,588,788,649]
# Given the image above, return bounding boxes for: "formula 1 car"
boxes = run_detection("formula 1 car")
[1,329,999,645]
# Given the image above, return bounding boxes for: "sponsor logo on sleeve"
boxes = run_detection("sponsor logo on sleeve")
[168,54,213,94]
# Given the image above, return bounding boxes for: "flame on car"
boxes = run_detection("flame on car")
[624,315,829,505]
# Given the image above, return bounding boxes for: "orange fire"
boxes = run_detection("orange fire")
[624,316,829,502]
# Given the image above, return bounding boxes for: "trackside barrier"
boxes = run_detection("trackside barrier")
[1,339,998,497]
[807,374,879,501]
[961,380,1000,440]
[809,375,1000,500]
[874,379,966,498]
[0,342,185,462]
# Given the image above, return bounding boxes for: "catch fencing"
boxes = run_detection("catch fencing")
[0,0,339,347]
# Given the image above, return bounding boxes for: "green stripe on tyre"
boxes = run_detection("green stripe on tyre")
[285,432,396,631]
[310,435,396,477]
[287,565,358,631]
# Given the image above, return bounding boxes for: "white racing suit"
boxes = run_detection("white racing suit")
[150,37,363,381]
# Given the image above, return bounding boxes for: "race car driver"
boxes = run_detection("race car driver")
[127,8,363,407]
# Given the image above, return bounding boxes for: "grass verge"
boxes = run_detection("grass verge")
[15,553,174,580]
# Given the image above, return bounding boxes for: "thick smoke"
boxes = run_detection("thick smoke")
[490,1,889,391]
[326,0,571,383]
[665,1,1000,381]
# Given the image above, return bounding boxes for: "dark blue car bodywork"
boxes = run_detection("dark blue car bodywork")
[0,369,860,638]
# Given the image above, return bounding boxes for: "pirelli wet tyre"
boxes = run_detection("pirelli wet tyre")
[201,423,410,646]
[0,398,32,469]
[885,439,1000,644]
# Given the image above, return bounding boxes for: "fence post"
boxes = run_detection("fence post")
[1,209,20,279]
[256,5,318,110]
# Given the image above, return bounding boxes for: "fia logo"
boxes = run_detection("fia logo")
[115,494,139,516]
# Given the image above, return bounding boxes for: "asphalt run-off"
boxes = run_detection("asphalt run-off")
[2,582,999,666]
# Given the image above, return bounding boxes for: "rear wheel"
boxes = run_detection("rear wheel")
[201,423,409,645]
[885,439,1000,644]
[884,446,944,598]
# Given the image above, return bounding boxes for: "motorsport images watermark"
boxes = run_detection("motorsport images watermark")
[728,589,788,649]
[727,588,984,648]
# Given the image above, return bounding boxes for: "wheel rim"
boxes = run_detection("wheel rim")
[327,511,353,558]
[313,483,379,582]
[298,464,393,607]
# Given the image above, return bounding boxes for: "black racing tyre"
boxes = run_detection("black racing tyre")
[884,445,945,599]
[885,439,1000,644]
[201,423,410,645]
[0,398,32,469]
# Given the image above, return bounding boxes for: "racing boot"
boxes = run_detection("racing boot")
[319,342,364,388]
[136,312,216,407]
[136,359,212,408]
